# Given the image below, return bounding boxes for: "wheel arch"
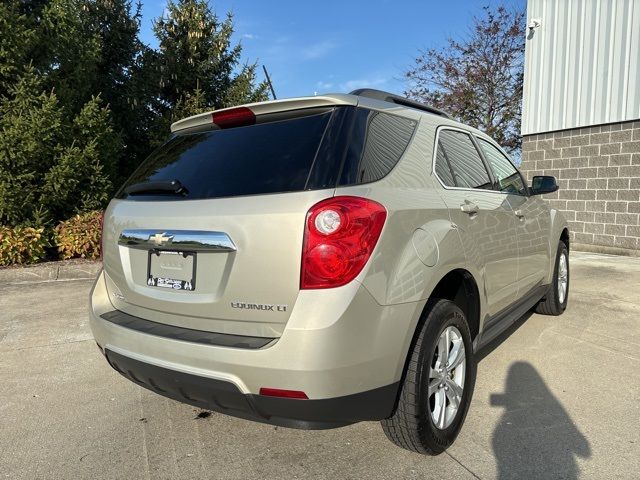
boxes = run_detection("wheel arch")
[428,269,481,342]
[399,268,482,380]
[389,268,481,417]
[560,227,570,251]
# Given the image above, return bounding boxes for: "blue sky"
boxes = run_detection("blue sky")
[138,0,526,99]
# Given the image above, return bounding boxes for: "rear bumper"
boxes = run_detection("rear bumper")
[105,348,398,429]
[90,271,424,428]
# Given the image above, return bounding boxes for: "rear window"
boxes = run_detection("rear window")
[118,107,416,201]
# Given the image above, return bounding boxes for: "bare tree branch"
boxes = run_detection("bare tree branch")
[405,5,525,154]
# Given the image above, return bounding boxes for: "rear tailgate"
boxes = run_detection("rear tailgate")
[102,190,333,338]
[101,102,360,339]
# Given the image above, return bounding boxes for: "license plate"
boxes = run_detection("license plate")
[147,250,196,291]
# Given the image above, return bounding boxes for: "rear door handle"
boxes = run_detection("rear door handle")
[460,201,479,215]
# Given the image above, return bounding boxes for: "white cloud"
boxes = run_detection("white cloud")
[264,38,339,66]
[300,40,337,60]
[242,33,257,40]
[339,77,388,92]
[264,36,293,57]
[315,80,334,91]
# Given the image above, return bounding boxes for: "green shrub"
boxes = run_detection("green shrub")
[54,210,102,260]
[0,226,49,266]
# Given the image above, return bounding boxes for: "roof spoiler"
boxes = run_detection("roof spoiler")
[349,89,450,119]
[170,95,357,133]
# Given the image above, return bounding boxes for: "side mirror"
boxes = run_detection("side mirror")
[530,175,559,195]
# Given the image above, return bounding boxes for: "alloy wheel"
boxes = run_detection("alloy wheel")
[558,252,568,304]
[428,326,466,430]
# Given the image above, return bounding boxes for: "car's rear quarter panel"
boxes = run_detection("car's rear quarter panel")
[335,111,489,382]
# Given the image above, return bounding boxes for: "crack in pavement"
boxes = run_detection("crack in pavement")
[445,450,483,479]
[0,337,93,353]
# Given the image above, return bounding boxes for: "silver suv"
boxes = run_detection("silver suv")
[90,89,569,454]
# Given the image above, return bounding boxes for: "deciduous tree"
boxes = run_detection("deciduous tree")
[405,5,525,154]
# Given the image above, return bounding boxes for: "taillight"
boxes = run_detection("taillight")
[212,107,256,129]
[301,196,387,289]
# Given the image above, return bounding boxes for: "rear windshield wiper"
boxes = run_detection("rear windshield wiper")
[124,179,188,196]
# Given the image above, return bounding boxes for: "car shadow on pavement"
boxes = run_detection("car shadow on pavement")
[474,312,591,478]
[489,362,591,479]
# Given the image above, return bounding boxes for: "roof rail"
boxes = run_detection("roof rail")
[349,88,450,119]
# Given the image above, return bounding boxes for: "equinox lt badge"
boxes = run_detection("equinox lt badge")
[231,301,287,312]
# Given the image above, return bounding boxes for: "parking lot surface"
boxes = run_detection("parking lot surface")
[1,252,639,479]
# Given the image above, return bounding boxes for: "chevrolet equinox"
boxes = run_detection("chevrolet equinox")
[90,89,569,454]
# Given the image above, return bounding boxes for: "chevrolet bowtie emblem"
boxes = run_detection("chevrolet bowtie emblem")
[149,232,174,246]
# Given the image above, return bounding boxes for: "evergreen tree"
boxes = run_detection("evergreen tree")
[41,96,119,223]
[40,0,155,178]
[170,85,208,123]
[0,1,36,97]
[18,0,50,19]
[151,0,269,144]
[0,0,268,226]
[80,0,156,179]
[0,68,63,225]
[39,0,102,113]
[0,68,117,225]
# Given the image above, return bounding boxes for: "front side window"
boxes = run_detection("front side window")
[477,139,527,195]
[434,129,492,189]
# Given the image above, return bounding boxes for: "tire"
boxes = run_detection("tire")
[381,298,476,455]
[535,241,569,316]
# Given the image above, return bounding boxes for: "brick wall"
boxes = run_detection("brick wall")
[520,119,640,254]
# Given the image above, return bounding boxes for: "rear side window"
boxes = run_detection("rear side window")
[118,107,416,201]
[477,139,527,195]
[339,109,416,185]
[434,129,492,190]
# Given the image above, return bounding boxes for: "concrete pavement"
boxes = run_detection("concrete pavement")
[1,252,639,479]
[0,259,102,284]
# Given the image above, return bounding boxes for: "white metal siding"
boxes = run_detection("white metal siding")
[522,0,640,135]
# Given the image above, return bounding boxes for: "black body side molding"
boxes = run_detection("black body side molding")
[475,284,549,352]
[101,310,275,349]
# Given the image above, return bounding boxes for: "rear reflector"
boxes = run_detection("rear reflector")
[259,387,309,399]
[212,107,256,129]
